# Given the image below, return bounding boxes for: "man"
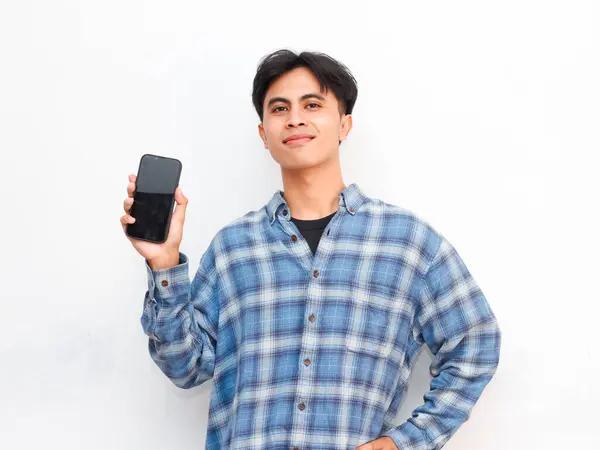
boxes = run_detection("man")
[121,49,501,450]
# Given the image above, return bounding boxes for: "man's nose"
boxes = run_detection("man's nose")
[286,118,306,128]
[286,107,307,127]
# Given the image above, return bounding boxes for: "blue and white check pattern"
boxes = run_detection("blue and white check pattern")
[141,183,501,450]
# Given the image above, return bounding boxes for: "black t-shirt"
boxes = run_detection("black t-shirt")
[290,211,336,255]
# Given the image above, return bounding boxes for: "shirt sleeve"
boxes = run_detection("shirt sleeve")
[140,245,219,389]
[381,234,502,449]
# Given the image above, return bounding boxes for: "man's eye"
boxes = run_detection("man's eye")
[273,106,287,112]
[307,103,320,109]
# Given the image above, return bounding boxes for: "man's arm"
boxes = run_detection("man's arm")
[140,244,219,389]
[381,234,502,449]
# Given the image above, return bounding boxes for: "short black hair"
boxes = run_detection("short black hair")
[252,49,358,122]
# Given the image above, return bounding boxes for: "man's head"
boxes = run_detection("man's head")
[253,49,358,171]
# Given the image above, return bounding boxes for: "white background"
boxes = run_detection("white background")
[1,1,598,448]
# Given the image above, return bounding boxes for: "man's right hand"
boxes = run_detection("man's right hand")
[121,173,188,270]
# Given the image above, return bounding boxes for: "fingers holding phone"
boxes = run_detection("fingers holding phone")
[121,174,137,228]
[171,185,188,223]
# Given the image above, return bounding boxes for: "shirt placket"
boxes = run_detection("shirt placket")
[277,207,344,450]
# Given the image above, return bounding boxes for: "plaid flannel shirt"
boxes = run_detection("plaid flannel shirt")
[141,183,501,450]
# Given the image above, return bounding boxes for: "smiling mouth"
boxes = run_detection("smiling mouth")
[284,137,315,145]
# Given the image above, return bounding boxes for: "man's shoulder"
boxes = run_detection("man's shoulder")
[208,205,268,250]
[370,195,440,234]
[222,204,267,232]
[367,195,445,258]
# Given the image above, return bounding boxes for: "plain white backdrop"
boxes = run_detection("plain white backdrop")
[1,0,598,448]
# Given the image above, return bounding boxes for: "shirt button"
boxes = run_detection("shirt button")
[349,207,355,213]
[304,358,311,366]
[308,314,316,322]
[283,209,288,216]
[313,269,319,278]
[161,280,168,287]
[298,402,305,411]
[293,448,299,450]
[291,234,297,242]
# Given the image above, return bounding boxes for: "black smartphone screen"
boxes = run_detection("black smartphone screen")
[126,154,182,243]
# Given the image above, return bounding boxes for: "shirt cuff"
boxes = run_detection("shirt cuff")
[145,252,190,305]
[380,420,431,450]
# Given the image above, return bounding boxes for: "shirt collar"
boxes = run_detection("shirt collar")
[266,183,368,225]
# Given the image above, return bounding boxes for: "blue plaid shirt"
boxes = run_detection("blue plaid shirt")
[141,183,501,450]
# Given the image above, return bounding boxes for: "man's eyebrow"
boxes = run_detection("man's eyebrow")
[267,93,326,108]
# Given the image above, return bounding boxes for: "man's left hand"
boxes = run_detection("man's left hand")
[355,436,399,450]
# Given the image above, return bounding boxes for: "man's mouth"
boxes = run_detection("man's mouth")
[283,135,315,145]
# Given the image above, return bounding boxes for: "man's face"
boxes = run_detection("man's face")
[258,66,352,171]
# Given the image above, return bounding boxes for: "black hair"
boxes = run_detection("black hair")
[252,49,358,122]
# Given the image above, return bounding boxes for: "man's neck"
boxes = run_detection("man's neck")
[280,158,346,220]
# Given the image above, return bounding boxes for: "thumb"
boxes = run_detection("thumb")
[172,187,188,222]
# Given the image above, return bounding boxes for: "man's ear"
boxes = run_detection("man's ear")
[339,114,353,142]
[258,123,268,149]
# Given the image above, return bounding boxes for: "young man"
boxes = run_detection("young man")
[121,49,501,450]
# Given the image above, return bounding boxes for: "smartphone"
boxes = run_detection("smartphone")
[126,154,182,244]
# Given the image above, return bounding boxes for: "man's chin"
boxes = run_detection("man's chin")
[279,155,335,171]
